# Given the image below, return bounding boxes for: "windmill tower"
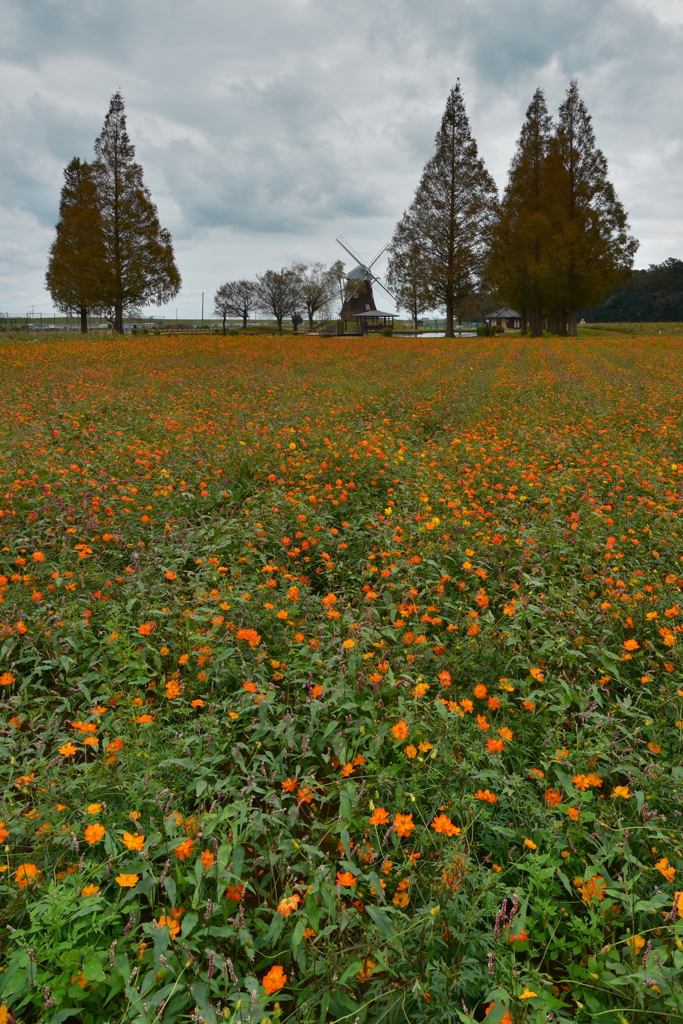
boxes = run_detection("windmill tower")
[336,237,395,320]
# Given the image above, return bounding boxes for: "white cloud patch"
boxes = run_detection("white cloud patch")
[0,0,682,316]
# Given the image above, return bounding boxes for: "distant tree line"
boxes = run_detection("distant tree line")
[46,92,181,333]
[578,258,683,322]
[388,80,638,337]
[213,261,345,334]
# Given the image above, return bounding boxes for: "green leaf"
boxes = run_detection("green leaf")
[365,904,396,938]
[338,961,364,985]
[83,952,105,982]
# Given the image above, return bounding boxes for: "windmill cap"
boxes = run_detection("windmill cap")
[347,264,372,282]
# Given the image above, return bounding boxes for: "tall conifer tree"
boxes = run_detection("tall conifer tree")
[488,89,554,337]
[92,92,180,333]
[45,158,107,333]
[546,80,638,335]
[388,82,497,337]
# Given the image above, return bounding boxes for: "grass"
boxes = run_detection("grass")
[1,333,682,1024]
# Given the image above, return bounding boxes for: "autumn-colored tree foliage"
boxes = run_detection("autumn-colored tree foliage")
[91,92,181,333]
[45,158,108,334]
[388,81,497,338]
[0,332,682,1022]
[490,81,638,335]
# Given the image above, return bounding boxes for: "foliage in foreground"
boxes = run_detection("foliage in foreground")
[1,334,683,1024]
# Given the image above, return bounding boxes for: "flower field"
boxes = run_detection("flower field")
[1,332,683,1024]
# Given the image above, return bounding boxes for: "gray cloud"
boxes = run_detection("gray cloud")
[0,0,682,316]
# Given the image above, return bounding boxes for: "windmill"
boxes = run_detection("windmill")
[336,236,397,319]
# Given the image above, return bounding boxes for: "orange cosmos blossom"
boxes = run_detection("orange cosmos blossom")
[393,812,415,837]
[135,714,154,724]
[81,884,100,897]
[369,807,390,825]
[391,720,409,741]
[262,964,287,994]
[174,838,195,860]
[336,870,357,886]
[0,672,15,687]
[431,813,460,836]
[277,894,301,916]
[84,823,106,845]
[137,622,155,635]
[529,667,544,682]
[115,873,139,888]
[225,883,245,901]
[474,789,498,803]
[15,863,41,888]
[121,831,145,851]
[545,789,562,806]
[59,742,78,757]
[200,849,215,870]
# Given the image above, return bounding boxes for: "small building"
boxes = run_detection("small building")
[484,307,522,330]
[347,309,396,335]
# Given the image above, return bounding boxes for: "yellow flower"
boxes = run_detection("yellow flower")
[121,831,145,851]
[342,639,356,649]
[81,884,100,897]
[519,988,538,999]
[627,934,645,954]
[116,873,139,888]
[87,803,102,814]
[524,838,537,850]
[611,786,631,799]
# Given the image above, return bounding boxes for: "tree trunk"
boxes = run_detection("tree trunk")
[529,308,543,337]
[521,311,528,334]
[222,313,226,335]
[568,309,577,336]
[557,310,568,337]
[242,311,248,329]
[276,317,283,332]
[80,306,88,334]
[445,297,454,338]
[114,302,124,334]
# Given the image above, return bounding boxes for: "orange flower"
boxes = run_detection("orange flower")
[369,807,390,825]
[623,638,639,651]
[336,870,357,886]
[529,667,543,681]
[648,741,661,754]
[225,883,245,901]
[438,670,451,687]
[655,857,676,882]
[577,874,607,903]
[0,672,14,687]
[431,813,460,836]
[476,714,490,731]
[200,849,215,870]
[236,627,261,647]
[281,777,297,792]
[311,685,323,699]
[545,788,562,806]
[473,683,487,699]
[611,786,631,799]
[121,831,145,851]
[485,1002,512,1023]
[137,622,155,635]
[59,742,78,757]
[243,681,258,692]
[84,823,105,845]
[81,884,100,897]
[474,789,498,803]
[262,964,287,995]
[277,894,301,916]
[135,714,154,724]
[342,638,356,649]
[191,698,205,707]
[174,838,195,860]
[393,812,415,837]
[15,863,41,888]
[567,805,580,820]
[486,738,505,753]
[522,699,535,711]
[157,913,180,938]
[391,720,409,741]
[116,873,139,888]
[404,744,417,758]
[524,838,537,849]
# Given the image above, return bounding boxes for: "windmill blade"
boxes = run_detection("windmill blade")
[336,236,365,267]
[368,271,397,305]
[368,241,390,270]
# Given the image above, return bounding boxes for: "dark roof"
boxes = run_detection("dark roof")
[485,306,521,318]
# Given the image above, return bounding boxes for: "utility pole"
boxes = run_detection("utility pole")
[201,292,204,324]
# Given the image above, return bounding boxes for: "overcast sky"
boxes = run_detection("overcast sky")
[1,0,682,320]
